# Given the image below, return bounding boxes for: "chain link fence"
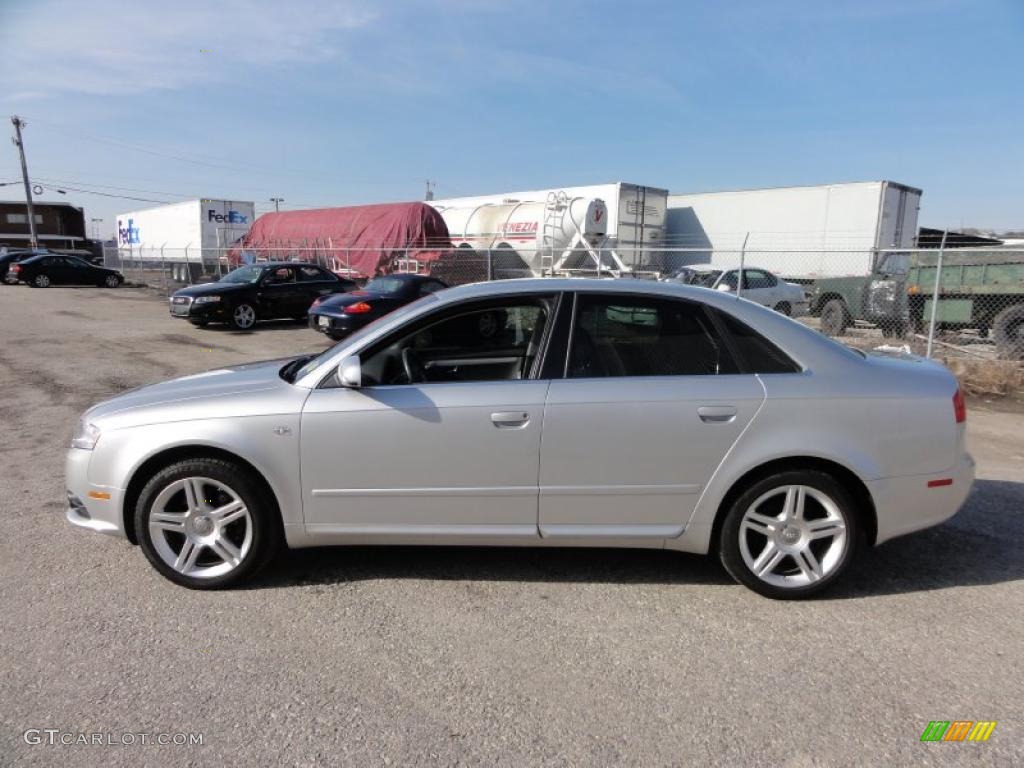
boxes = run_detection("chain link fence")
[104,241,1024,391]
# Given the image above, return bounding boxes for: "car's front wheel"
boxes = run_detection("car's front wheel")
[103,274,122,288]
[135,458,280,589]
[229,302,258,330]
[719,470,862,599]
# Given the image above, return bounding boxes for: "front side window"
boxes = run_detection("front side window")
[360,297,553,386]
[568,294,737,377]
[265,266,295,284]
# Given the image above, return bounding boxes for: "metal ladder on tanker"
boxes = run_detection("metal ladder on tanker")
[540,191,569,276]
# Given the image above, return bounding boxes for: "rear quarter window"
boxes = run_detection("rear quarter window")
[713,309,801,373]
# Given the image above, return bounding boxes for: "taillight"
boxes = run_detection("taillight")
[11,264,20,274]
[343,301,372,314]
[953,387,966,424]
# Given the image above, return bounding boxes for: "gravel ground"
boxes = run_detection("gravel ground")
[1,284,1021,767]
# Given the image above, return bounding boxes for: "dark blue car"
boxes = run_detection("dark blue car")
[308,273,448,340]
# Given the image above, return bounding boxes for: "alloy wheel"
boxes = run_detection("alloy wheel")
[233,304,256,329]
[34,274,50,288]
[738,484,848,588]
[105,274,120,288]
[147,477,253,579]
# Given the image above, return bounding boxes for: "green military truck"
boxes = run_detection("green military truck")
[906,248,1024,359]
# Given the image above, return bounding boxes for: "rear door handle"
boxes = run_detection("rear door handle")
[491,411,529,428]
[698,406,737,423]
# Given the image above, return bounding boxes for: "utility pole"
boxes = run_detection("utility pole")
[270,197,283,213]
[10,116,38,248]
[424,180,435,201]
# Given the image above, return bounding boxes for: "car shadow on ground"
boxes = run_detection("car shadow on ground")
[254,480,1024,598]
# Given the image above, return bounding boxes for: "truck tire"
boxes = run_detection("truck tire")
[993,304,1024,360]
[820,299,850,337]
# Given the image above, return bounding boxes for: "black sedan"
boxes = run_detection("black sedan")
[308,273,448,340]
[169,262,356,330]
[1,249,44,283]
[10,253,123,288]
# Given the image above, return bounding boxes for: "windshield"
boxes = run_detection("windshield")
[364,277,406,295]
[291,293,441,382]
[221,265,263,284]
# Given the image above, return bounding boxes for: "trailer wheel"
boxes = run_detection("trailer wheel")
[820,299,850,337]
[993,304,1024,360]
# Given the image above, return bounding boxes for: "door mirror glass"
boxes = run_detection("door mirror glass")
[337,355,362,388]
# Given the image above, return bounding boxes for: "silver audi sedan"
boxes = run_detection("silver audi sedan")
[66,279,974,598]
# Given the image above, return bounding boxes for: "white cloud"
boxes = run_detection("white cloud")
[0,0,378,97]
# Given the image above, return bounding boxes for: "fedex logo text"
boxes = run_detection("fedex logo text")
[208,210,248,224]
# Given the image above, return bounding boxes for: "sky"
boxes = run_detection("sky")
[0,0,1021,237]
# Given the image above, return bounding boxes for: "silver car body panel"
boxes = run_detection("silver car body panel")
[65,278,974,555]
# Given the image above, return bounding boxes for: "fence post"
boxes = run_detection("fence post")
[737,232,749,299]
[487,247,493,281]
[160,244,167,294]
[925,229,948,359]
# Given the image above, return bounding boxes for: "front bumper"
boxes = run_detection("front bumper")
[65,448,126,538]
[870,453,976,544]
[169,296,229,322]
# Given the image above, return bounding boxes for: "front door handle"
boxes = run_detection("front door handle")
[698,405,737,423]
[491,411,529,428]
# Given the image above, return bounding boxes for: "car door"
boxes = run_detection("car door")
[538,292,765,539]
[47,256,75,284]
[299,294,558,537]
[741,269,777,307]
[258,266,304,318]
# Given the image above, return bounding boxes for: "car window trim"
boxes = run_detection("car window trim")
[319,292,561,389]
[564,291,745,379]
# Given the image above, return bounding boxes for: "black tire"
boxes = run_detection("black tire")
[32,273,51,288]
[104,274,122,288]
[718,469,863,599]
[993,304,1024,360]
[135,458,281,589]
[820,299,850,336]
[774,302,792,316]
[229,302,258,331]
[880,319,906,338]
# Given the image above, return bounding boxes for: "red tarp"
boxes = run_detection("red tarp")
[234,202,452,277]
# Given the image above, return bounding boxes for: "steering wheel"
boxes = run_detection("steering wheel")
[401,347,427,384]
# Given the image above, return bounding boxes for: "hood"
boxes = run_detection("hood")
[84,357,307,430]
[172,281,250,298]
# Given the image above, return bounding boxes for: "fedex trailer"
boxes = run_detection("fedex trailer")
[431,182,668,276]
[116,199,255,280]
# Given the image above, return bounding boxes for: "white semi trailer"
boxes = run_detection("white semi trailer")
[431,182,668,276]
[116,199,255,280]
[665,181,923,335]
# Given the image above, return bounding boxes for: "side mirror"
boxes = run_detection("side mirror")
[337,355,361,388]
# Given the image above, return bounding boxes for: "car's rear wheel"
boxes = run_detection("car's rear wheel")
[32,274,51,288]
[104,274,122,288]
[135,458,280,589]
[229,302,257,330]
[719,470,862,599]
[774,301,791,316]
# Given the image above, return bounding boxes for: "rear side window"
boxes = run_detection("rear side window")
[298,265,328,281]
[568,294,738,377]
[712,309,800,373]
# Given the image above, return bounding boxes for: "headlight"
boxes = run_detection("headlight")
[71,421,101,450]
[193,296,221,304]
